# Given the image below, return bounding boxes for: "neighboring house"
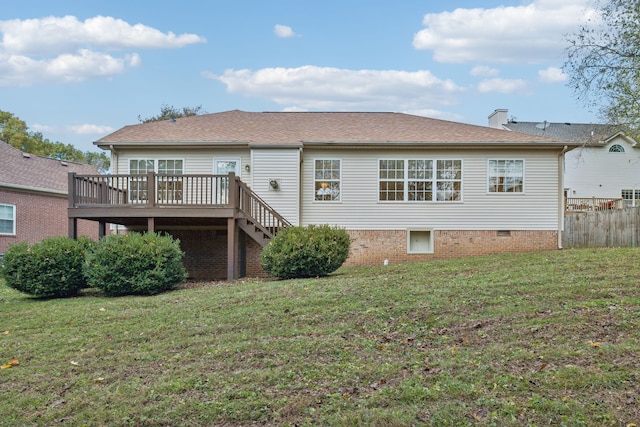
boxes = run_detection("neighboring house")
[489,109,640,207]
[0,141,101,255]
[68,110,579,280]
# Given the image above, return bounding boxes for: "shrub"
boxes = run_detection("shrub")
[261,225,351,279]
[84,232,187,296]
[0,236,93,298]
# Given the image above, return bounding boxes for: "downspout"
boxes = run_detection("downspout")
[558,145,569,249]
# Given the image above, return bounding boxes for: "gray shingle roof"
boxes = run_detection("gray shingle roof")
[502,121,619,143]
[0,141,99,194]
[96,110,573,148]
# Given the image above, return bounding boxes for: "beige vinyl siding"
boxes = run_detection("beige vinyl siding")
[250,148,300,225]
[301,148,561,230]
[115,148,252,184]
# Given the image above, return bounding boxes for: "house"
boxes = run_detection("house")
[68,110,579,280]
[0,141,101,256]
[489,109,639,208]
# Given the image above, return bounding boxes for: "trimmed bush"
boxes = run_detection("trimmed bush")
[0,236,94,298]
[261,224,351,279]
[84,232,187,296]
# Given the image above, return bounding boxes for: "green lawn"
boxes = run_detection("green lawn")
[1,248,638,426]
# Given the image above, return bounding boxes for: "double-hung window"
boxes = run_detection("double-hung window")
[314,159,341,201]
[129,159,184,203]
[0,204,16,235]
[488,160,524,193]
[621,189,640,207]
[379,159,461,202]
[157,159,184,202]
[129,160,154,202]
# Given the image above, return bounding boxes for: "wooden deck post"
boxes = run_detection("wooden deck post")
[147,172,156,207]
[227,217,239,280]
[68,172,77,239]
[68,218,77,239]
[227,172,239,280]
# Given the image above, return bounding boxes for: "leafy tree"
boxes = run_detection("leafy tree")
[564,0,640,138]
[138,104,204,123]
[0,109,110,172]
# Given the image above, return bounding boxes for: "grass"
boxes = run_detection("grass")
[1,247,639,426]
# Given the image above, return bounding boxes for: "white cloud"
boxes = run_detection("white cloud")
[0,15,204,86]
[538,66,568,83]
[206,65,465,111]
[0,15,205,55]
[470,65,499,77]
[274,24,297,38]
[69,124,115,135]
[413,0,595,64]
[477,78,530,94]
[32,123,115,136]
[0,50,128,86]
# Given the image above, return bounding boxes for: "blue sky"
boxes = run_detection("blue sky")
[1,0,599,153]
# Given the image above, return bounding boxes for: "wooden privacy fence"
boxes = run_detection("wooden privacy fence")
[563,207,640,248]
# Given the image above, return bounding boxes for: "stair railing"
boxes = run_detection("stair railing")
[234,174,291,239]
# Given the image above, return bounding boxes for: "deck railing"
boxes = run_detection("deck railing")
[69,172,233,207]
[69,172,290,238]
[565,197,624,212]
[236,177,291,237]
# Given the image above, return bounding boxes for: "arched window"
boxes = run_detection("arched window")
[609,144,625,153]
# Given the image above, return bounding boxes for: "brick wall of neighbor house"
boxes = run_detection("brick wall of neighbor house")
[0,189,99,253]
[344,229,558,266]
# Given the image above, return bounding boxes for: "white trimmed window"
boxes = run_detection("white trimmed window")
[621,189,640,207]
[609,144,625,153]
[488,160,524,193]
[314,159,341,201]
[0,204,16,235]
[379,159,461,202]
[129,159,184,202]
[407,229,434,254]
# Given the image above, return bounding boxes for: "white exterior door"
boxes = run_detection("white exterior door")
[214,158,241,204]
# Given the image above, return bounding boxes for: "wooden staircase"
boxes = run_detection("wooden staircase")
[234,176,291,246]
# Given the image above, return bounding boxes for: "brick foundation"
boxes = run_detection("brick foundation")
[344,229,558,266]
[128,228,558,281]
[163,229,267,281]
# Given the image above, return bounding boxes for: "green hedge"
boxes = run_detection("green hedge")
[0,236,94,298]
[84,232,187,296]
[261,225,350,279]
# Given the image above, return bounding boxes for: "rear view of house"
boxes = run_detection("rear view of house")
[69,110,579,280]
[0,141,101,257]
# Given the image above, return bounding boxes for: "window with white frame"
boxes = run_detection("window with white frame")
[407,229,434,253]
[379,159,461,202]
[609,144,625,153]
[157,159,184,202]
[621,189,640,207]
[488,159,524,193]
[0,204,16,235]
[129,159,154,202]
[314,159,341,201]
[129,159,184,202]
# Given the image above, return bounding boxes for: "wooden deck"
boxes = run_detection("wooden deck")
[67,172,290,279]
[565,197,624,213]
